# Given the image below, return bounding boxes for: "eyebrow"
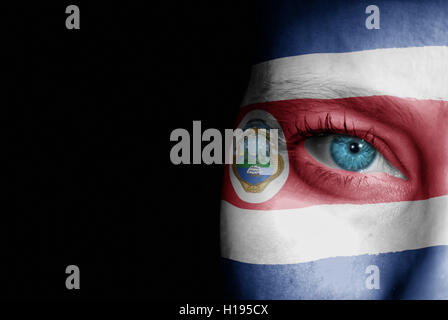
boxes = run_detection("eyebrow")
[244,75,419,127]
[345,95,418,127]
[309,85,420,126]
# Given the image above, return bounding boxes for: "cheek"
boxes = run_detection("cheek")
[221,196,448,299]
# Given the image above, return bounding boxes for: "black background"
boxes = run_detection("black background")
[6,2,260,299]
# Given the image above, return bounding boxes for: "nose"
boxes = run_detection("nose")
[418,103,448,198]
[399,237,448,298]
[399,105,448,299]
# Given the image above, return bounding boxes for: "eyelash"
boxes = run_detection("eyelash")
[294,113,378,151]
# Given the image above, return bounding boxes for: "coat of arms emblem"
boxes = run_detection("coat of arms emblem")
[232,119,284,193]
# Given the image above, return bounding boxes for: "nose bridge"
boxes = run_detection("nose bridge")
[400,246,448,299]
[418,105,448,198]
[401,106,448,298]
[395,197,448,298]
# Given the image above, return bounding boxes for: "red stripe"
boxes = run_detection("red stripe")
[222,96,448,210]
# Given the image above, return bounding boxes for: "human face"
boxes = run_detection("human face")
[221,0,448,299]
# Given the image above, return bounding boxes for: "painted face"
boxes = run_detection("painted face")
[221,0,448,299]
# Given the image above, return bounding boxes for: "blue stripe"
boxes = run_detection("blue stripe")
[222,245,448,299]
[255,0,448,63]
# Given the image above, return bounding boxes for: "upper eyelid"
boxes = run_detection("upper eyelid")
[284,96,418,127]
[294,113,376,143]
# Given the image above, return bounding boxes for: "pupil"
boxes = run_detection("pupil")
[349,142,361,153]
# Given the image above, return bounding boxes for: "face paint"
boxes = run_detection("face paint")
[221,0,448,299]
[229,109,289,203]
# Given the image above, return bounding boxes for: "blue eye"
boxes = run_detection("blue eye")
[304,134,406,179]
[330,136,377,171]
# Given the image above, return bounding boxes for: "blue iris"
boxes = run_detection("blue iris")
[330,135,377,171]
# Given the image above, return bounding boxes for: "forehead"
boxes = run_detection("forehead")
[256,0,448,63]
[246,1,448,105]
[243,47,448,105]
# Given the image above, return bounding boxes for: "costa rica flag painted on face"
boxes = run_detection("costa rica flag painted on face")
[220,0,448,299]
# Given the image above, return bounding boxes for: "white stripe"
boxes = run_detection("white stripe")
[220,196,448,264]
[242,46,448,106]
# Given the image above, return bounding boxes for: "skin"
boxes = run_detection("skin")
[222,1,448,299]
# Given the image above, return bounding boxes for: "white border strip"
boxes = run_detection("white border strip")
[242,46,448,106]
[221,196,448,264]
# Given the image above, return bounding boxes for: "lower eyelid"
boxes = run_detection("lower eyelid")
[298,158,371,191]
